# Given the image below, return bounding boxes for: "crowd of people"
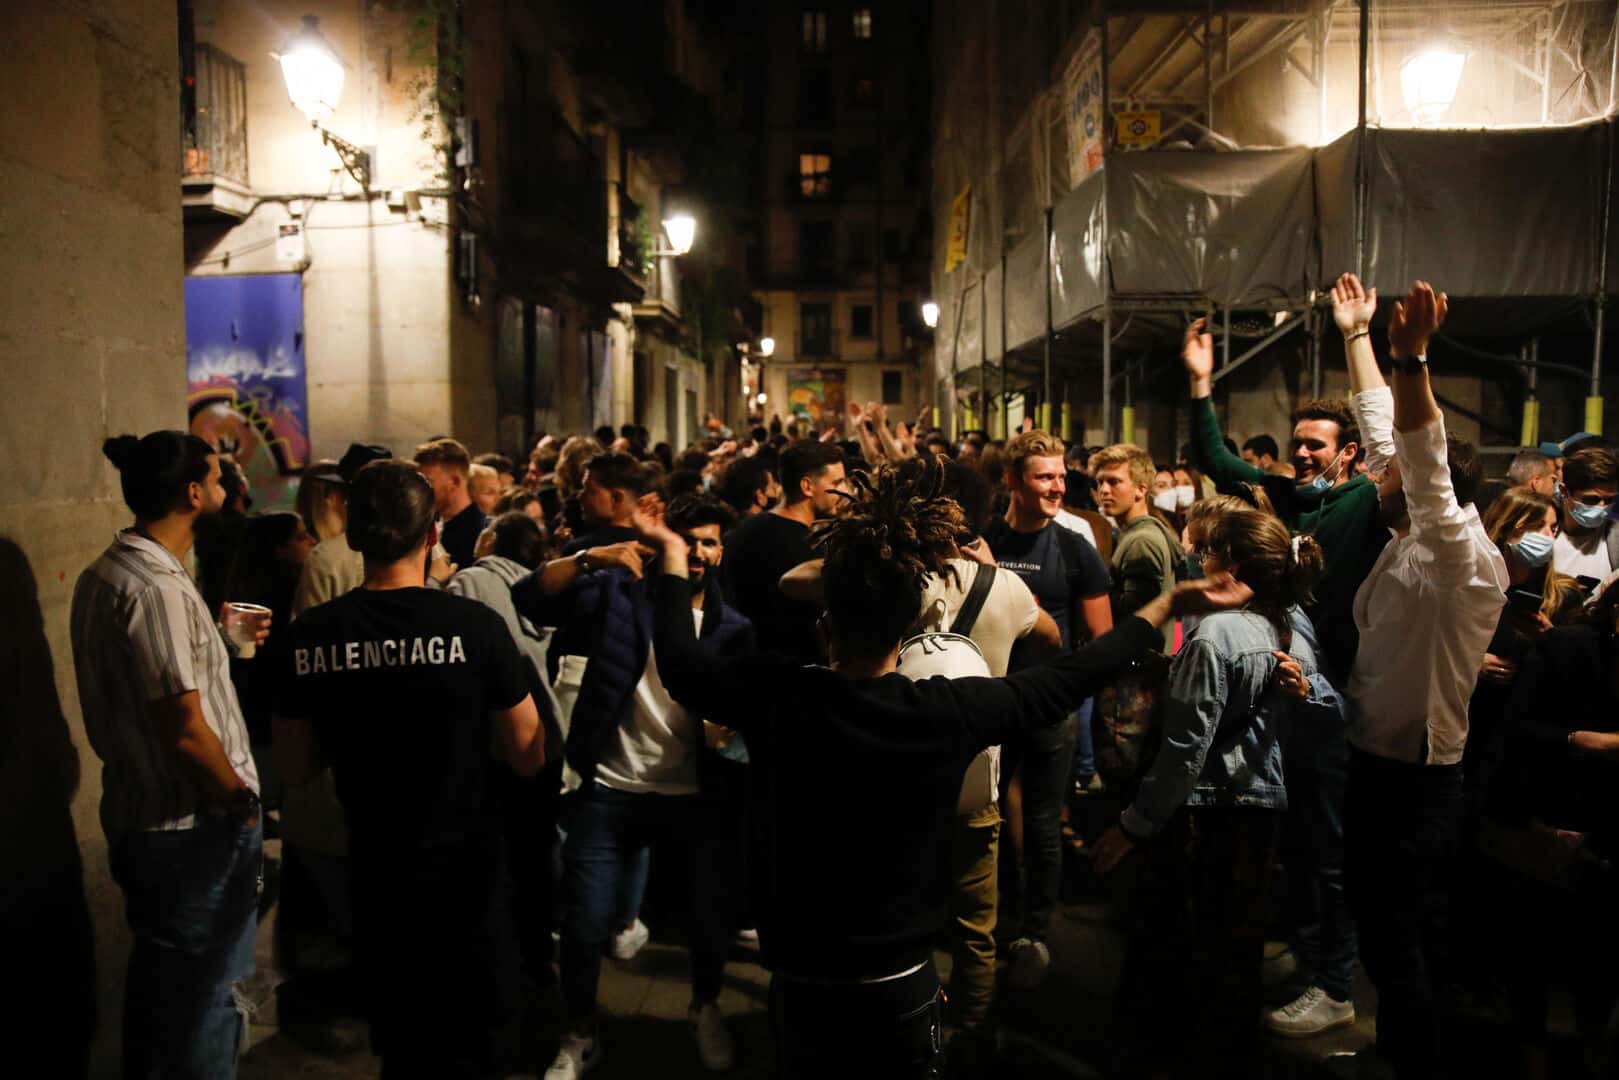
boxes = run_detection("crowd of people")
[72,272,1619,1080]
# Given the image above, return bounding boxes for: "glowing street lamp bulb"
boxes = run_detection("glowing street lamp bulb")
[276,15,346,124]
[1400,48,1466,123]
[758,336,776,357]
[921,301,940,329]
[756,393,769,406]
[662,215,697,256]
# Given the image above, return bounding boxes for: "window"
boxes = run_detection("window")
[846,226,871,268]
[802,9,827,53]
[852,8,873,40]
[798,69,832,127]
[851,76,876,108]
[801,303,833,355]
[882,370,903,405]
[798,152,832,199]
[851,304,874,339]
[799,220,835,275]
[884,228,904,262]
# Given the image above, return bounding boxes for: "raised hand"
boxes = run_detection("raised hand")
[1171,571,1254,615]
[1182,317,1215,382]
[1330,273,1377,335]
[1271,651,1307,700]
[587,540,655,578]
[846,400,865,426]
[1388,280,1448,359]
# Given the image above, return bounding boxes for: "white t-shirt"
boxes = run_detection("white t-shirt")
[916,558,1040,677]
[595,609,705,795]
[1553,529,1613,581]
[1054,508,1098,550]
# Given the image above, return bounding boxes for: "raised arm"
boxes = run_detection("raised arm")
[1333,273,1394,476]
[1183,318,1266,486]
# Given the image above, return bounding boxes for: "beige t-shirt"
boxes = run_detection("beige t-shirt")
[916,558,1041,676]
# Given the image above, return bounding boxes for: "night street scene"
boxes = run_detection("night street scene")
[11,1,1619,1077]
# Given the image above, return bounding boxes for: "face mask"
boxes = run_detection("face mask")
[1509,531,1555,568]
[1293,449,1347,502]
[1174,485,1197,510]
[1152,489,1179,513]
[1570,500,1612,530]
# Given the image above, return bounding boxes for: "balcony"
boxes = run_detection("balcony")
[501,105,641,304]
[181,44,252,222]
[613,183,647,288]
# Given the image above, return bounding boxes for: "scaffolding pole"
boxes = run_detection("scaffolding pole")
[1595,113,1615,435]
[1355,0,1371,279]
[1000,253,1009,439]
[979,271,989,434]
[1044,206,1055,431]
[1310,305,1323,399]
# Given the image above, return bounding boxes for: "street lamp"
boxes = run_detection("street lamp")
[276,15,371,189]
[922,301,940,329]
[1400,47,1467,123]
[652,214,697,257]
[758,336,776,357]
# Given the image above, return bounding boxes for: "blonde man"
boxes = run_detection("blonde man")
[1093,443,1181,651]
[415,438,485,569]
[468,463,501,516]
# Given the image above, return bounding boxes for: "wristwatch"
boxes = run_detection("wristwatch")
[574,549,592,573]
[1391,352,1428,375]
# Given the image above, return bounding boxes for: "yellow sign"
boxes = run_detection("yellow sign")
[946,185,971,272]
[1116,109,1161,149]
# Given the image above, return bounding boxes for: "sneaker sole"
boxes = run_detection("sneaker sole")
[1265,1011,1357,1039]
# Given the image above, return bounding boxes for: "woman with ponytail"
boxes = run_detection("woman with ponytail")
[1093,507,1341,1078]
[633,457,1253,1079]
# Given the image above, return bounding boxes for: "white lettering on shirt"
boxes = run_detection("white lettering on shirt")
[293,636,471,675]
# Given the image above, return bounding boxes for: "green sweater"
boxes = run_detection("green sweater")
[1110,514,1181,653]
[1189,396,1387,680]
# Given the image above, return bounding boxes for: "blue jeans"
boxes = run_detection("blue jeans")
[1282,726,1356,1000]
[1014,710,1078,940]
[1072,699,1096,786]
[557,783,732,1022]
[111,814,261,1080]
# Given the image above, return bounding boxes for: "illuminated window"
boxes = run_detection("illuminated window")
[802,10,827,53]
[852,8,873,40]
[799,153,832,198]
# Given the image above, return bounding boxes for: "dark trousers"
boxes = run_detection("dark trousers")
[111,815,261,1080]
[1005,710,1078,940]
[493,758,563,984]
[770,960,944,1079]
[1113,807,1279,1078]
[1281,726,1356,1000]
[556,783,733,1021]
[1343,748,1463,1079]
[352,837,500,1078]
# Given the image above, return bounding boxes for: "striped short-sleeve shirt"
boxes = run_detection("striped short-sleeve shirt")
[71,529,258,842]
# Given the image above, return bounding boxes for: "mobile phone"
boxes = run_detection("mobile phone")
[1506,588,1543,615]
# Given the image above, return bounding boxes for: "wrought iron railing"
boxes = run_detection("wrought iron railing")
[182,44,248,184]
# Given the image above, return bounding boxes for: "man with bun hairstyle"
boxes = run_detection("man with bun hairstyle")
[73,431,269,1078]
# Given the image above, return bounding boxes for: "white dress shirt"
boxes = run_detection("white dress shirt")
[1345,389,1508,766]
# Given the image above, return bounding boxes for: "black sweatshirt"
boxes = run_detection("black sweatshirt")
[653,580,1160,979]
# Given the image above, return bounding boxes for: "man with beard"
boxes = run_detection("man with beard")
[514,492,754,1079]
[73,431,269,1078]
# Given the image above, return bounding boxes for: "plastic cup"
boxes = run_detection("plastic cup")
[223,602,271,659]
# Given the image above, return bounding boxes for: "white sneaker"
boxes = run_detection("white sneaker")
[1005,937,1051,990]
[609,918,650,960]
[1264,985,1356,1037]
[689,1001,735,1071]
[544,1032,601,1079]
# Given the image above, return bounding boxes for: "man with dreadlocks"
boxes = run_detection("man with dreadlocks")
[632,457,1254,1079]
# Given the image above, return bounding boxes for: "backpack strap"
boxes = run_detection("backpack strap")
[950,563,997,639]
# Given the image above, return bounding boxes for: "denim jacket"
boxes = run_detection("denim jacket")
[1121,607,1342,839]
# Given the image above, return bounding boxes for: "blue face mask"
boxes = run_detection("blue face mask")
[1570,500,1613,530]
[1509,530,1555,568]
[1293,449,1347,504]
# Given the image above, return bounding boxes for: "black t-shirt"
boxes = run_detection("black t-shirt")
[274,587,529,849]
[722,510,819,662]
[983,518,1111,649]
[441,502,489,571]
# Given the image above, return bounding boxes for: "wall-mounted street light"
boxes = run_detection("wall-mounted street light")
[756,392,768,406]
[652,214,698,257]
[758,336,775,357]
[921,301,940,329]
[1400,47,1467,123]
[276,15,372,189]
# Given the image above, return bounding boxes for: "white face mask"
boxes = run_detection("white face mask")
[1174,485,1197,510]
[1152,489,1180,513]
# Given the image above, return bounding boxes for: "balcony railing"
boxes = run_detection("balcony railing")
[181,43,251,220]
[615,184,646,283]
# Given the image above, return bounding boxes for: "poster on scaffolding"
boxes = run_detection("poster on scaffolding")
[1065,30,1105,186]
[945,185,971,272]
